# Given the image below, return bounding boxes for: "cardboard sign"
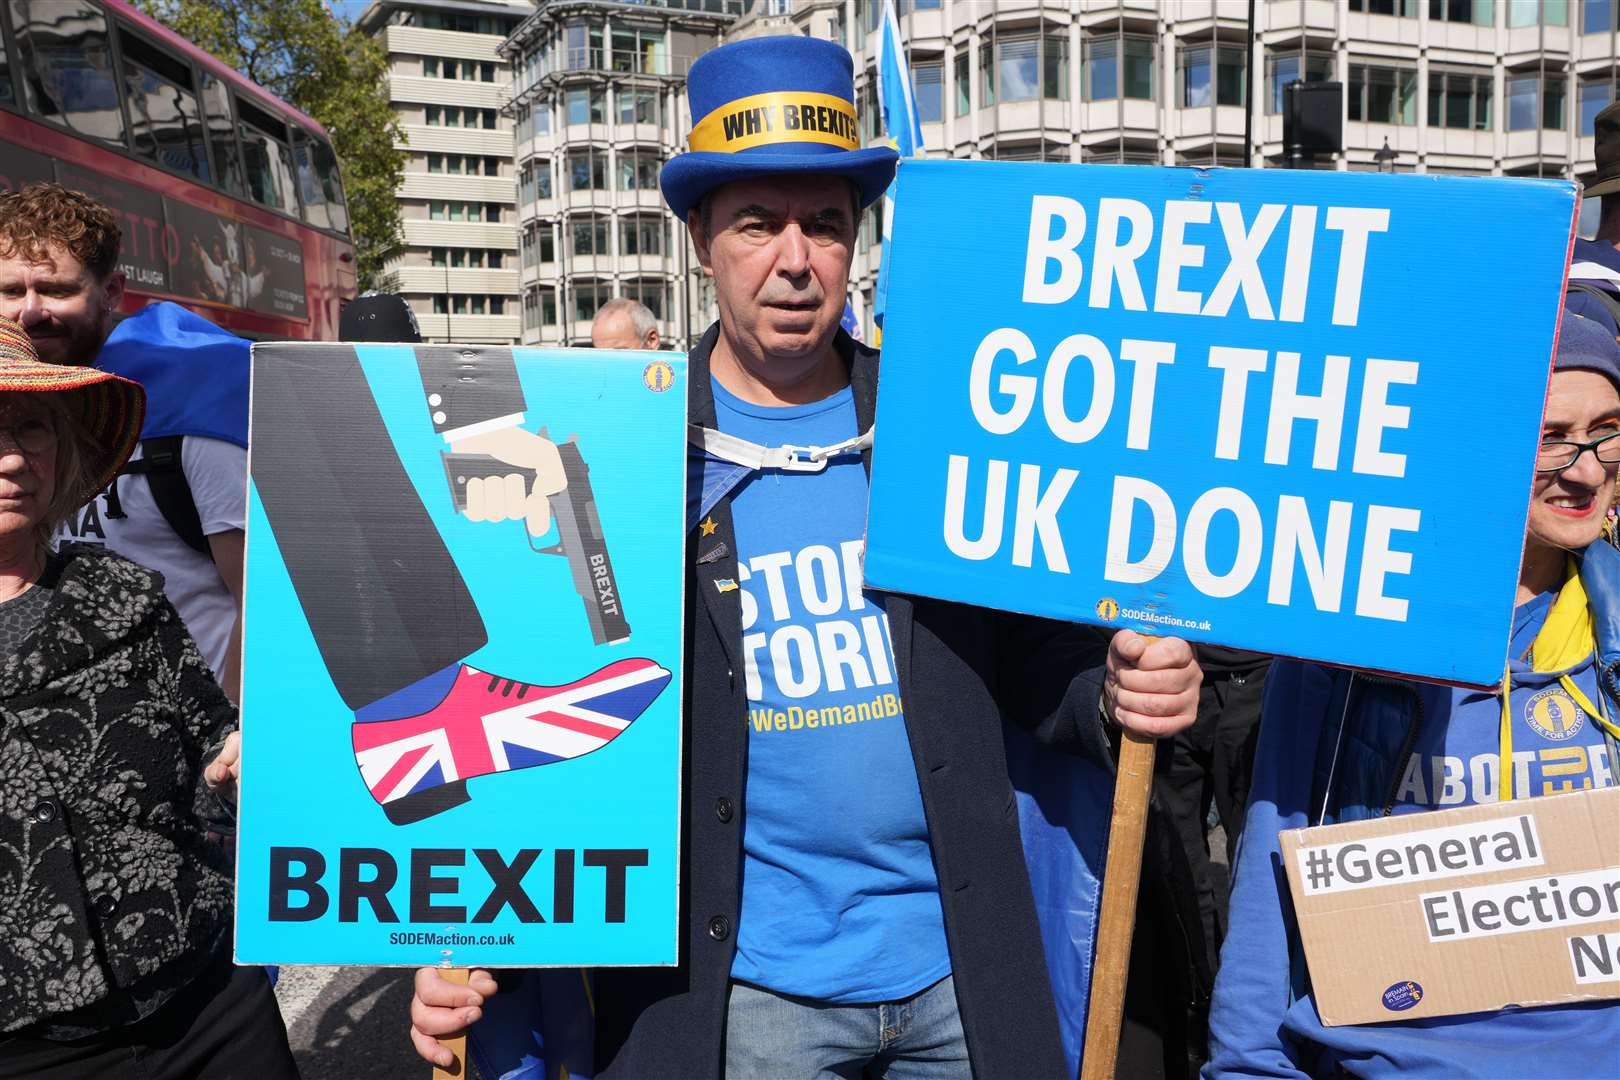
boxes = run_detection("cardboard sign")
[235,344,688,968]
[865,161,1578,687]
[1281,786,1620,1025]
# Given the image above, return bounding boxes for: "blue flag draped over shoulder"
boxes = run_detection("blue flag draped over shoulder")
[95,301,249,447]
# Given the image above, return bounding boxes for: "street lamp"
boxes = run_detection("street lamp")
[1374,136,1399,173]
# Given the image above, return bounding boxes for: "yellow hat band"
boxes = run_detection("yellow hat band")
[688,91,860,154]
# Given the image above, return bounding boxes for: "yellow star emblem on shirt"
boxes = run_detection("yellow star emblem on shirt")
[699,517,718,537]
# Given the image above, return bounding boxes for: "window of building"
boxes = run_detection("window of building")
[1266,51,1335,114]
[431,294,504,316]
[618,146,662,191]
[425,106,497,129]
[1085,36,1153,103]
[914,60,943,123]
[567,148,608,191]
[611,27,667,75]
[1081,142,1161,165]
[622,215,665,256]
[1509,73,1567,131]
[1348,63,1418,124]
[537,104,552,134]
[859,80,879,143]
[954,48,970,116]
[416,10,518,34]
[993,140,1067,161]
[1181,44,1246,108]
[982,33,1068,106]
[572,215,610,256]
[1508,0,1568,26]
[10,0,125,147]
[566,86,605,125]
[1349,0,1418,12]
[1428,68,1493,130]
[1585,0,1618,33]
[626,278,667,320]
[573,278,610,322]
[120,28,211,182]
[563,22,605,71]
[541,286,557,326]
[539,227,555,262]
[1428,0,1494,24]
[429,200,501,222]
[619,87,660,126]
[1580,74,1617,135]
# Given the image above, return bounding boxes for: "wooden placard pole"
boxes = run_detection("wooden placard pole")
[1079,729,1158,1080]
[431,967,472,1079]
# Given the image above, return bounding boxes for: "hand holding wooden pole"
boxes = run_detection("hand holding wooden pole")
[430,967,472,1079]
[1079,724,1159,1080]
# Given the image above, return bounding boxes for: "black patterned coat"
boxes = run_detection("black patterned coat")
[0,544,235,1034]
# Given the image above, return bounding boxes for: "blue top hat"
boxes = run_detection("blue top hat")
[660,36,899,220]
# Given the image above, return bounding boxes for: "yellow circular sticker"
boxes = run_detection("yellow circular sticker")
[1095,597,1119,622]
[1524,687,1585,741]
[643,359,676,394]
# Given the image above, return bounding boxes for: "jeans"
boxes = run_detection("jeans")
[725,975,969,1080]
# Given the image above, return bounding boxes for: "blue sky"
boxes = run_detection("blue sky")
[329,0,370,22]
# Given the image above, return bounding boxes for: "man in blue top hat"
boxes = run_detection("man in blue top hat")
[409,35,1202,1079]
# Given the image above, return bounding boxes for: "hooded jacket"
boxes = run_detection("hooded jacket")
[1205,541,1620,1078]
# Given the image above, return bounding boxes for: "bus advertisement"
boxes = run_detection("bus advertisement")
[0,0,356,340]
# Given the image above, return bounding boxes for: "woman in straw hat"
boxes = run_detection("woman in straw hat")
[0,317,296,1078]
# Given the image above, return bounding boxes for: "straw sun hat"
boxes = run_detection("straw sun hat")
[0,314,144,500]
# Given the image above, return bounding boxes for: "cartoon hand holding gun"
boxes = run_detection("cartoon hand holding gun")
[449,427,567,536]
[442,427,632,647]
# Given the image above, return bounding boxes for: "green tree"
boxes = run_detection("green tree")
[140,0,407,290]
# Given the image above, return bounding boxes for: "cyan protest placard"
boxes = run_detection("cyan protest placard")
[865,162,1578,688]
[235,344,686,966]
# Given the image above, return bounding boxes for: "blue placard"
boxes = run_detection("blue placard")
[865,161,1577,689]
[235,344,687,967]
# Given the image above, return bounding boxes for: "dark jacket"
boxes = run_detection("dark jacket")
[592,326,1117,1078]
[0,545,235,1035]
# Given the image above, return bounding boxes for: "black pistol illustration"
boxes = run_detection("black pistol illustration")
[442,436,631,646]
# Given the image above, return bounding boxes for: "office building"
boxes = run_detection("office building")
[503,0,746,347]
[781,0,1616,337]
[359,0,534,343]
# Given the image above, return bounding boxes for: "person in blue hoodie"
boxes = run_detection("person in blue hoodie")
[1206,311,1620,1079]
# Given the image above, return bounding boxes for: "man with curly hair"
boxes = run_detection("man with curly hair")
[0,183,250,701]
[0,184,124,366]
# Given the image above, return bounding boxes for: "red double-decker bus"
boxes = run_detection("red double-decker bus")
[0,0,355,339]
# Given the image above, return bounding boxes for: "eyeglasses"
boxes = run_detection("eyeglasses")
[0,418,56,455]
[1536,431,1620,473]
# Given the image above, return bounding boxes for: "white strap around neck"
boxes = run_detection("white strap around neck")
[689,424,873,474]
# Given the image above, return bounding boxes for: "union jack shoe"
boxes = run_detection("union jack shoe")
[352,657,671,825]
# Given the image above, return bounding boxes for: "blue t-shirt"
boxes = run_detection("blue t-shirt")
[713,377,950,1004]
